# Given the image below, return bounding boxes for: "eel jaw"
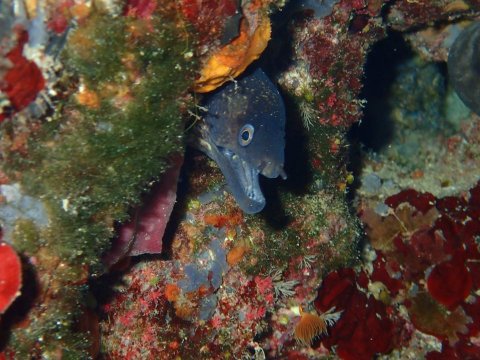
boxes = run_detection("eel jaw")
[194,124,265,214]
[217,147,265,214]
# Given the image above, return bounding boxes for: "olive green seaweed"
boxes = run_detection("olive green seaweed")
[1,10,196,356]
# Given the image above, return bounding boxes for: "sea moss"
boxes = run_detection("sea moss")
[0,7,197,357]
[9,285,92,359]
[3,10,196,268]
[242,189,360,276]
[66,13,126,85]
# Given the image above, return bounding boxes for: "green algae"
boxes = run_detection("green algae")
[3,11,195,268]
[1,8,197,357]
[242,187,360,276]
[65,13,126,86]
[11,218,41,255]
[9,285,92,360]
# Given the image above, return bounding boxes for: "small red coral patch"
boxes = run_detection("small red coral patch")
[0,242,22,314]
[0,29,45,120]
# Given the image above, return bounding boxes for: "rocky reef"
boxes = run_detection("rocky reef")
[1,0,480,359]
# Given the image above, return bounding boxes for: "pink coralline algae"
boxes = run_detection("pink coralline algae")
[124,0,158,19]
[101,236,278,358]
[46,0,74,34]
[179,0,241,49]
[358,181,480,358]
[290,0,385,128]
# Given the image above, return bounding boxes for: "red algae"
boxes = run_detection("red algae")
[357,182,480,358]
[124,0,158,19]
[314,268,397,360]
[0,28,45,121]
[370,253,403,297]
[47,0,75,34]
[0,242,22,314]
[104,155,184,265]
[408,292,470,345]
[427,252,473,309]
[385,189,436,214]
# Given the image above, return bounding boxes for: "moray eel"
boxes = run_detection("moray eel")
[196,69,286,214]
[448,21,480,116]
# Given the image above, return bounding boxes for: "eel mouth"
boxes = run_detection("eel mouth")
[215,146,265,214]
[194,123,266,214]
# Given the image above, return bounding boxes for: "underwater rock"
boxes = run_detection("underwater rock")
[0,183,49,240]
[448,21,480,116]
[196,69,286,214]
[295,0,339,18]
[5,0,480,358]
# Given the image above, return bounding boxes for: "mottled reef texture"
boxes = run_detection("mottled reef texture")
[1,0,480,359]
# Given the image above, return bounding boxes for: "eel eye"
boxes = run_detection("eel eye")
[239,124,254,146]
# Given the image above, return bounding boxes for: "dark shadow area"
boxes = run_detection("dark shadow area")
[260,176,289,229]
[347,31,413,197]
[89,266,127,321]
[257,6,314,228]
[281,93,314,195]
[154,147,197,260]
[261,0,303,76]
[350,30,413,152]
[260,89,313,228]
